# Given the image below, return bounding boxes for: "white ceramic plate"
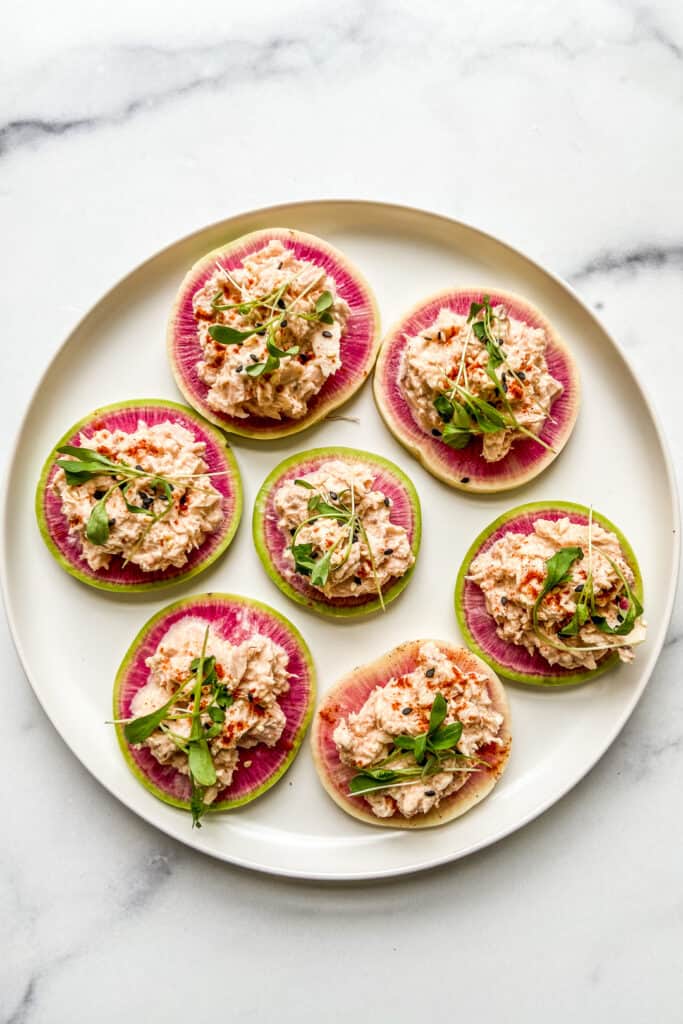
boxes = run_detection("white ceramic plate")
[2,201,678,880]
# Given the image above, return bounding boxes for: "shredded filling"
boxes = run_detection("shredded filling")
[273,460,414,601]
[53,419,223,572]
[193,239,349,421]
[469,517,646,670]
[333,642,504,819]
[399,300,562,461]
[130,618,290,805]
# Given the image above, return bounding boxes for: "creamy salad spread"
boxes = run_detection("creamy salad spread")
[469,517,646,670]
[131,618,290,803]
[399,303,562,461]
[54,420,223,572]
[193,240,349,420]
[334,642,504,819]
[273,460,414,600]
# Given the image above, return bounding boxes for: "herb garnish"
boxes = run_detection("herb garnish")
[206,264,335,378]
[348,693,480,797]
[55,444,221,556]
[290,478,386,609]
[531,514,644,654]
[431,295,555,454]
[120,626,234,827]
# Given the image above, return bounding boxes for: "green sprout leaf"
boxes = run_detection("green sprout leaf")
[188,739,217,787]
[315,290,334,314]
[208,324,259,345]
[86,498,110,545]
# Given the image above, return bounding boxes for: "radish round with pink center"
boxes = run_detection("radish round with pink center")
[36,399,242,592]
[374,287,580,492]
[114,593,316,812]
[312,640,511,829]
[252,447,422,618]
[168,228,381,439]
[455,501,644,686]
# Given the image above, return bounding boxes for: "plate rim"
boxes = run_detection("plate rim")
[1,198,680,880]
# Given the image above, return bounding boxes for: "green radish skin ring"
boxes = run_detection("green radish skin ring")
[113,593,316,814]
[35,399,242,592]
[455,501,644,687]
[252,446,422,619]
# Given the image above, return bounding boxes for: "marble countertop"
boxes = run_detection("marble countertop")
[2,1,681,1021]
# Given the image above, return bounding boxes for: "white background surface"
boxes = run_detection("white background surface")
[1,2,682,1021]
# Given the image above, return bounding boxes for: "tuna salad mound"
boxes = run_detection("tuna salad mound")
[313,640,511,828]
[192,239,349,421]
[53,419,224,573]
[400,295,562,462]
[124,617,290,825]
[468,514,646,672]
[273,460,414,603]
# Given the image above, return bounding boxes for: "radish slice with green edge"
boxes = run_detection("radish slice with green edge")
[167,227,381,439]
[455,501,644,686]
[252,446,421,618]
[312,640,511,829]
[35,399,242,592]
[113,593,316,815]
[373,287,580,492]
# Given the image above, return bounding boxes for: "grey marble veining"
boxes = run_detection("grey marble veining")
[1,1,681,1022]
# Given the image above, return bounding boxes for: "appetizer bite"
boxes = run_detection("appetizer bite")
[313,640,511,828]
[456,502,646,686]
[168,228,381,438]
[113,594,315,825]
[252,447,421,618]
[374,288,580,491]
[36,400,242,591]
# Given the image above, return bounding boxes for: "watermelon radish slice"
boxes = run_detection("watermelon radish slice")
[374,287,580,492]
[167,227,381,439]
[312,640,511,829]
[252,447,421,618]
[455,501,644,686]
[35,399,242,592]
[114,593,316,814]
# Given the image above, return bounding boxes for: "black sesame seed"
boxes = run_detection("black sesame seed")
[501,596,508,605]
[235,364,243,373]
[353,576,362,585]
[277,298,286,309]
[108,518,116,528]
[135,465,144,471]
[93,489,105,500]
[460,477,470,484]
[501,372,508,393]
[425,667,435,678]
[574,584,584,592]
[401,707,412,715]
[140,492,154,509]
[322,330,333,338]
[329,491,338,500]
[280,319,288,327]
[289,527,296,536]
[247,693,253,702]
[517,371,526,380]
[250,353,259,363]
[384,548,394,556]
[384,497,391,507]
[425,790,436,797]
[431,428,442,437]
[277,261,283,270]
[617,613,624,623]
